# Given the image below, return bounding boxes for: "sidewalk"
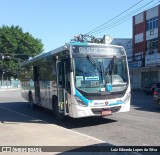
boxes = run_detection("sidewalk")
[0,105,116,155]
[0,86,21,91]
[0,110,138,155]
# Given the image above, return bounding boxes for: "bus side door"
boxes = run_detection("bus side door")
[56,60,69,114]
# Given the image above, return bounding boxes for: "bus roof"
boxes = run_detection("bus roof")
[21,42,125,67]
[20,45,65,66]
[70,41,124,49]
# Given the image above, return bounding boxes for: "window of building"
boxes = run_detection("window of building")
[146,17,158,31]
[147,38,158,51]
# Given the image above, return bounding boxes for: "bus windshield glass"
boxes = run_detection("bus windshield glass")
[73,46,128,93]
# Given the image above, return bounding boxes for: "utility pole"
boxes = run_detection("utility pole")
[1,55,5,86]
[2,71,5,86]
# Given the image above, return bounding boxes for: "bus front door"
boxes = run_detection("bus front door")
[56,61,68,115]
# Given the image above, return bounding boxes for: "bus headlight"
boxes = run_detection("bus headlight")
[75,96,87,107]
[124,93,131,104]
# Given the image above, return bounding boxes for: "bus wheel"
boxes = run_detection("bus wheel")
[53,98,65,121]
[29,93,35,109]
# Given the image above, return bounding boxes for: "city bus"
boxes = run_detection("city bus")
[20,38,131,120]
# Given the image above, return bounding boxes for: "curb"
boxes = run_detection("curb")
[0,88,21,91]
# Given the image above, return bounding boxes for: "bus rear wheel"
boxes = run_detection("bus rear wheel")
[53,98,65,121]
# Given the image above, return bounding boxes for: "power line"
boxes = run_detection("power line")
[85,0,145,35]
[90,0,157,36]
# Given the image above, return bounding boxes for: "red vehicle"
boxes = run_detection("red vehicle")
[144,83,160,95]
[153,88,160,109]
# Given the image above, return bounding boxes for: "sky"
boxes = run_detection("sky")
[0,0,159,52]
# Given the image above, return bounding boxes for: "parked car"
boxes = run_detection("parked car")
[144,83,160,95]
[153,88,160,109]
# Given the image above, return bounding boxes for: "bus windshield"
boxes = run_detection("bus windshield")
[74,56,128,93]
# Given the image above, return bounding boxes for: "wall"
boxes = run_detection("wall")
[130,69,141,89]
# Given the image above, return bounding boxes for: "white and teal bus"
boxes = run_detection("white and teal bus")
[20,39,131,120]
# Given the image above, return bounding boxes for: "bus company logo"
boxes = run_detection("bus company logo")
[2,147,11,152]
[105,101,109,105]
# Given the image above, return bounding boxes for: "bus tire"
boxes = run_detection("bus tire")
[52,98,65,121]
[29,92,35,109]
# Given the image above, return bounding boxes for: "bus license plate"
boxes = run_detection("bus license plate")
[102,110,112,116]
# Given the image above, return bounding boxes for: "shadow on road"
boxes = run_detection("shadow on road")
[0,102,117,129]
[131,90,160,113]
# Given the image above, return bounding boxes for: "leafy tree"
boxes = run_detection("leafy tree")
[0,25,44,78]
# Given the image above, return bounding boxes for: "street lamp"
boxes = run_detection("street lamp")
[2,55,4,60]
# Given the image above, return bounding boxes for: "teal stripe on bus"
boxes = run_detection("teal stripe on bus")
[75,89,92,106]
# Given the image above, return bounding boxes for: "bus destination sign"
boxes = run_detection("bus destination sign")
[78,47,125,55]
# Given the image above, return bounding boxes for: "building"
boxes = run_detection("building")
[102,35,132,62]
[131,5,160,90]
[111,38,132,62]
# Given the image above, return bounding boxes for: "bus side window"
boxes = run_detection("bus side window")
[66,75,71,94]
[57,62,63,87]
[64,59,70,92]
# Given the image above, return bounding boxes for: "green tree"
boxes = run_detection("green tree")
[0,25,44,78]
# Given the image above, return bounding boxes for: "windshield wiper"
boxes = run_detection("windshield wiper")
[86,55,104,82]
[105,56,116,84]
[105,56,116,73]
[86,55,101,71]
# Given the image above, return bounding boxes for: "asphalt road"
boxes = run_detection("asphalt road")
[0,89,159,152]
[72,91,160,146]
